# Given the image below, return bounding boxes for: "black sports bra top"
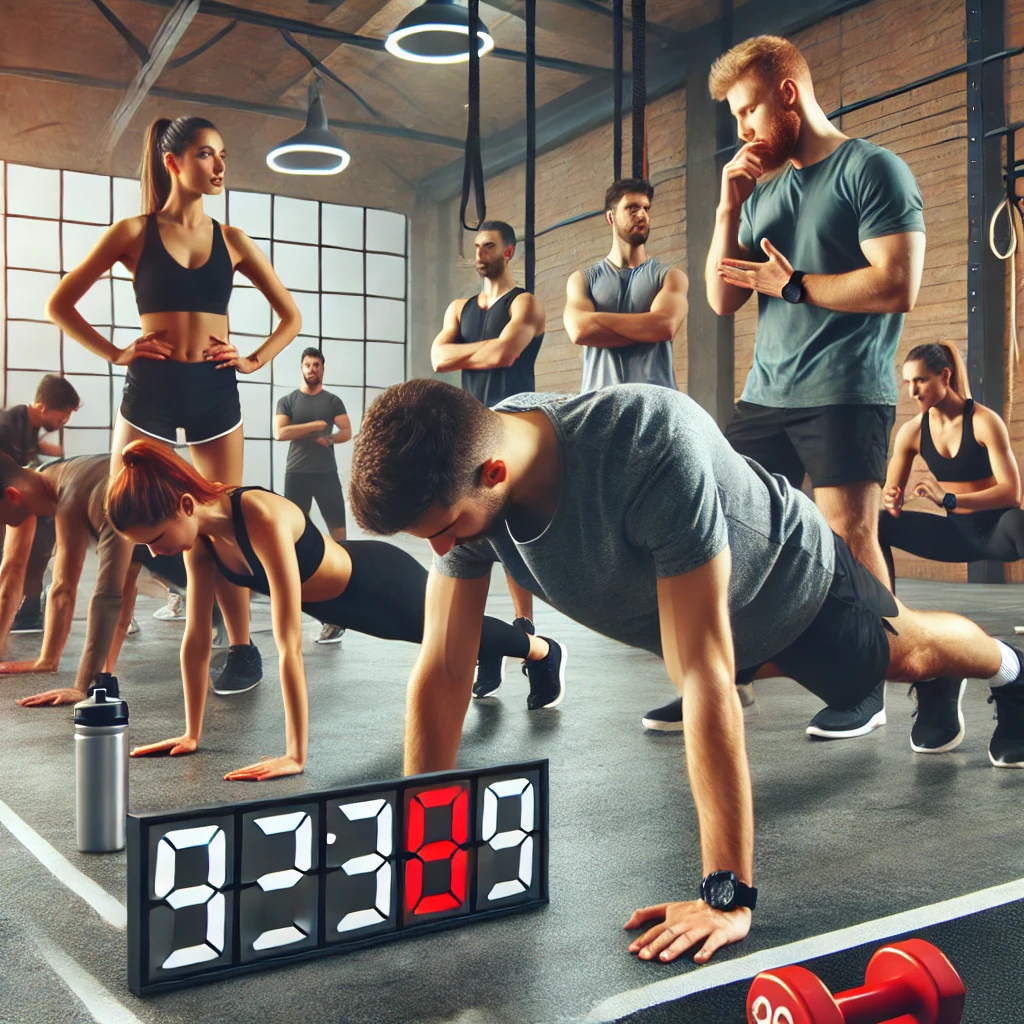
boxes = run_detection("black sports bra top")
[201,487,325,597]
[133,215,234,316]
[919,399,993,482]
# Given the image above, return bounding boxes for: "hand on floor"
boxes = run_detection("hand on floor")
[131,735,198,757]
[223,754,304,781]
[625,900,751,964]
[16,686,85,707]
[1,659,56,676]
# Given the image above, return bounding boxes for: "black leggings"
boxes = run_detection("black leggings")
[879,507,1024,585]
[301,540,531,661]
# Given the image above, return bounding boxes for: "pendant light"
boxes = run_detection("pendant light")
[267,80,350,175]
[385,0,494,65]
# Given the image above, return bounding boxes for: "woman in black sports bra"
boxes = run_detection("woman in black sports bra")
[879,342,1024,587]
[105,441,561,782]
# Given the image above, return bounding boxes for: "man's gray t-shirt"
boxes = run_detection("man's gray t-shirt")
[435,385,835,669]
[275,389,347,474]
[580,258,676,393]
[739,138,925,408]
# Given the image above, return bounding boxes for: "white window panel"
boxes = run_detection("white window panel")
[321,247,362,293]
[363,387,386,420]
[365,297,405,342]
[239,344,273,383]
[365,343,405,388]
[334,440,353,492]
[330,386,363,430]
[273,196,318,244]
[6,269,60,321]
[321,294,363,340]
[205,190,226,223]
[78,278,113,327]
[113,278,140,329]
[365,253,405,299]
[292,290,319,336]
[63,428,110,457]
[243,439,272,490]
[63,171,110,224]
[320,340,363,386]
[228,191,271,238]
[7,321,60,370]
[63,374,112,428]
[6,370,47,407]
[365,209,405,255]
[229,286,271,336]
[112,328,139,353]
[272,242,319,291]
[63,222,109,275]
[113,177,141,222]
[8,164,60,219]
[238,381,272,438]
[321,204,362,250]
[63,336,112,375]
[7,217,60,271]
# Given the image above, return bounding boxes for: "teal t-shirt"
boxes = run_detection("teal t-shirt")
[738,138,925,408]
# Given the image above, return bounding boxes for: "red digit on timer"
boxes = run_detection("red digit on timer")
[404,784,469,916]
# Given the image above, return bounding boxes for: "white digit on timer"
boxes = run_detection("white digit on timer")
[251,811,313,951]
[482,778,534,900]
[750,997,793,1024]
[153,824,227,969]
[337,798,393,933]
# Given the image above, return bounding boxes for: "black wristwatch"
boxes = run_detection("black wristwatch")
[700,870,758,911]
[781,270,806,304]
[942,492,958,511]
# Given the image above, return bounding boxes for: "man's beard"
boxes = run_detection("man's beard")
[304,373,321,386]
[615,219,649,247]
[757,107,801,171]
[476,257,506,280]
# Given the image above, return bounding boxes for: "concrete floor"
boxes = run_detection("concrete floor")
[2,542,1024,1023]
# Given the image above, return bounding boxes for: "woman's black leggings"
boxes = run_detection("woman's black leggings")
[879,507,1024,586]
[301,540,531,660]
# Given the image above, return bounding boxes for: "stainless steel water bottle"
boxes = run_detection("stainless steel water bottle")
[74,687,129,853]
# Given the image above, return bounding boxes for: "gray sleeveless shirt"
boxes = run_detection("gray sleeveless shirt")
[580,257,676,393]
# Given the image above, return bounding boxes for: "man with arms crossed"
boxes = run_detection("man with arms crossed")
[275,347,352,644]
[431,220,550,703]
[563,179,688,393]
[642,35,926,739]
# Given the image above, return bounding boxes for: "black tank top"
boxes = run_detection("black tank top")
[201,487,324,597]
[919,400,993,482]
[458,287,543,408]
[133,215,234,315]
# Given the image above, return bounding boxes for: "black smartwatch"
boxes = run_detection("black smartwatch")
[942,492,958,511]
[700,870,758,911]
[781,270,806,304]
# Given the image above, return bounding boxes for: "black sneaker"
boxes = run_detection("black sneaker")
[642,697,682,732]
[211,643,263,695]
[473,654,504,699]
[525,638,566,710]
[11,594,45,634]
[989,674,1024,769]
[512,616,536,636]
[87,673,119,699]
[909,678,966,753]
[806,680,886,739]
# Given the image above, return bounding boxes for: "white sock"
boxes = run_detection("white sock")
[987,641,1021,688]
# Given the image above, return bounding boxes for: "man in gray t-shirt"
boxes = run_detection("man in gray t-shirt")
[348,378,1024,965]
[564,179,688,393]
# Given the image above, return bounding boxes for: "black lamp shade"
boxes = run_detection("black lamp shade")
[385,0,494,64]
[266,92,350,175]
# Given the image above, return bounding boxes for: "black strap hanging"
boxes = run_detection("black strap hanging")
[613,0,623,180]
[630,0,647,179]
[525,0,537,293]
[460,0,486,231]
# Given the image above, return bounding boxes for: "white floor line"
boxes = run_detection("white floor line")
[0,798,126,930]
[32,933,143,1024]
[584,876,1024,1022]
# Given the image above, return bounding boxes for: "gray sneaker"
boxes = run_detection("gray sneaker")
[316,624,345,645]
[211,643,263,695]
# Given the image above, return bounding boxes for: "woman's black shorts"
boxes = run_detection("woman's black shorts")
[119,359,242,445]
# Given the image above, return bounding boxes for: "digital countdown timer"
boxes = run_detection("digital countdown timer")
[127,760,548,994]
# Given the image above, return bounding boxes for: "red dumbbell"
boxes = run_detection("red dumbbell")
[746,939,965,1024]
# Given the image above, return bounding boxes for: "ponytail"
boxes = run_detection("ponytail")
[138,116,219,215]
[905,342,972,400]
[106,440,230,533]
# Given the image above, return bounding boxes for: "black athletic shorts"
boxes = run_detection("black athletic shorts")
[725,401,896,489]
[120,359,242,445]
[751,533,897,710]
[284,471,347,532]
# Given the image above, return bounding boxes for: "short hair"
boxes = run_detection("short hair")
[604,179,654,213]
[35,374,80,411]
[350,379,501,536]
[708,35,813,101]
[300,346,325,365]
[0,453,27,490]
[478,220,516,250]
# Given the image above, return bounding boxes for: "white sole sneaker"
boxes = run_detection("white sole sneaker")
[473,658,506,699]
[528,642,567,710]
[806,709,887,740]
[911,679,966,754]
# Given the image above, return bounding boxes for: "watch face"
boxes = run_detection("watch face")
[706,876,736,909]
[782,282,800,303]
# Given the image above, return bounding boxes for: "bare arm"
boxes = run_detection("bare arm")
[329,414,352,445]
[273,414,328,441]
[882,418,921,517]
[105,561,143,674]
[29,518,89,673]
[432,294,546,372]
[0,519,37,659]
[404,568,491,775]
[37,439,63,458]
[430,299,473,372]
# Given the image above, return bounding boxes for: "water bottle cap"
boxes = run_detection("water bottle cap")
[74,687,129,725]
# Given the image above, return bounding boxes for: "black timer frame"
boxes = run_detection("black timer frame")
[127,759,549,995]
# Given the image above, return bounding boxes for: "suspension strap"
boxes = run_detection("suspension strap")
[460,0,486,231]
[525,0,537,292]
[613,0,623,180]
[631,0,647,178]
